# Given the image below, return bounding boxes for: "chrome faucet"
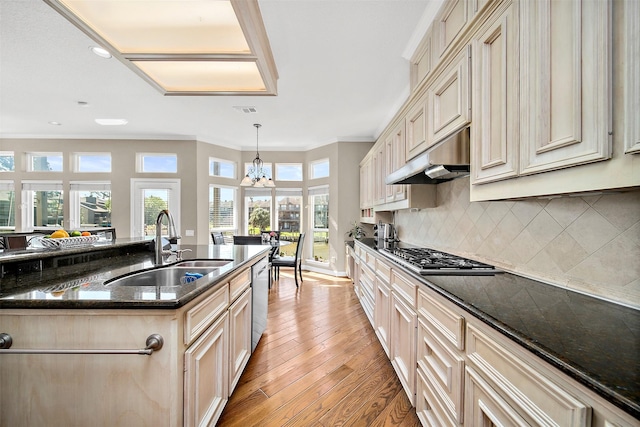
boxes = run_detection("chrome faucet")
[155,209,180,265]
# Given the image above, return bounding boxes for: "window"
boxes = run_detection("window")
[131,179,180,238]
[0,181,15,229]
[309,158,329,179]
[209,158,236,179]
[245,188,272,235]
[275,163,303,181]
[276,189,302,256]
[69,182,111,229]
[74,153,112,173]
[309,185,329,263]
[137,153,178,173]
[209,185,236,237]
[28,152,63,172]
[22,181,64,228]
[0,152,14,172]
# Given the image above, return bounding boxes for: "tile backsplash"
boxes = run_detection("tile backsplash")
[394,178,640,308]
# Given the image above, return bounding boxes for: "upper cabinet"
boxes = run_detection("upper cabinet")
[470,1,519,184]
[434,0,469,59]
[428,46,471,146]
[405,94,429,160]
[624,0,640,154]
[519,0,611,175]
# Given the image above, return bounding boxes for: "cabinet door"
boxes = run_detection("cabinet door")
[374,279,391,357]
[471,2,519,184]
[519,0,611,174]
[385,136,395,202]
[428,46,471,146]
[392,122,407,201]
[624,0,640,154]
[434,0,469,58]
[375,143,386,205]
[228,287,252,393]
[406,95,429,160]
[184,312,229,427]
[465,366,530,427]
[390,291,417,405]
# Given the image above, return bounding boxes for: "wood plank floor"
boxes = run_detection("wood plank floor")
[218,271,420,427]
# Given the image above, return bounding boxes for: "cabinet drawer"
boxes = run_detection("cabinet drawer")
[417,317,464,424]
[229,268,251,302]
[466,323,590,427]
[418,287,465,351]
[390,269,417,308]
[375,258,391,285]
[184,284,229,345]
[416,368,457,427]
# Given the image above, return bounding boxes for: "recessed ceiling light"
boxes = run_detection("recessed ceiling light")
[90,46,112,59]
[48,121,62,126]
[95,118,128,126]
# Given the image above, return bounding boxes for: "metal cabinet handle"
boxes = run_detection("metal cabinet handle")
[0,333,163,356]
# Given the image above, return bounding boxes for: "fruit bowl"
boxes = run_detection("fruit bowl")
[40,235,99,249]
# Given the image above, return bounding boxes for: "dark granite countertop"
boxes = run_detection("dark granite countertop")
[0,242,271,309]
[354,238,640,420]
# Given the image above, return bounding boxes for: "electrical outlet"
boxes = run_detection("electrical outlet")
[185,230,194,237]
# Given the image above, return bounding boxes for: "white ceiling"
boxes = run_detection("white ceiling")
[0,0,438,151]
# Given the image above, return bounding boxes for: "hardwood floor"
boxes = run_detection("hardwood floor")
[218,271,420,427]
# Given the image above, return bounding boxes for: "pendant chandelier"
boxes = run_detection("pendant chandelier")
[240,123,275,188]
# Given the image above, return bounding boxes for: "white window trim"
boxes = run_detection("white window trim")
[309,158,330,179]
[209,184,237,233]
[69,181,111,230]
[136,153,178,173]
[130,178,181,238]
[308,185,329,264]
[21,180,64,230]
[209,157,237,179]
[275,163,303,181]
[27,152,63,172]
[72,152,112,173]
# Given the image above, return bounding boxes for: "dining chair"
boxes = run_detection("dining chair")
[271,233,305,287]
[211,232,225,245]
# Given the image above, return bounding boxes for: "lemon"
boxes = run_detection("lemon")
[51,229,69,239]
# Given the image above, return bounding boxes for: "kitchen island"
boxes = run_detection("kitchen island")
[351,238,639,426]
[0,240,271,426]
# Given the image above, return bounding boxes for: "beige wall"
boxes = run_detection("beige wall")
[395,178,640,308]
[1,138,371,273]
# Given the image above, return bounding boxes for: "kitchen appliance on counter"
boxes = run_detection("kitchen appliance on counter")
[379,246,499,275]
[373,222,396,245]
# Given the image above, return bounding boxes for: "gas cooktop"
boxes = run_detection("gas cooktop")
[379,246,499,276]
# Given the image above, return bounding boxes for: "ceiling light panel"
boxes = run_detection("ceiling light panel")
[133,61,266,93]
[45,0,278,96]
[58,0,249,54]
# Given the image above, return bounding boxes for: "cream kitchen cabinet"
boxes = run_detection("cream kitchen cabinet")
[470,0,519,184]
[391,119,408,202]
[228,287,252,393]
[390,268,418,406]
[434,0,470,60]
[519,0,612,176]
[623,0,640,155]
[374,257,392,357]
[406,93,429,160]
[184,311,229,427]
[428,46,471,147]
[520,0,612,175]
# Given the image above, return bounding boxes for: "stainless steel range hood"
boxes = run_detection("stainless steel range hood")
[385,127,470,185]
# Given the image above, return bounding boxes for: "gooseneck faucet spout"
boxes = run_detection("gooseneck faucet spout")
[155,209,179,266]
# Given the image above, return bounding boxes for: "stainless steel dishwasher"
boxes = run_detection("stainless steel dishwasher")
[251,256,269,352]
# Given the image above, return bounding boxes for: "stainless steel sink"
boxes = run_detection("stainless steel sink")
[105,267,219,287]
[173,260,233,268]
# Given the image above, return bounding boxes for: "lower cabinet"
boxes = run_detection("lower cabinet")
[390,290,417,405]
[228,287,252,393]
[184,312,229,427]
[353,241,638,427]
